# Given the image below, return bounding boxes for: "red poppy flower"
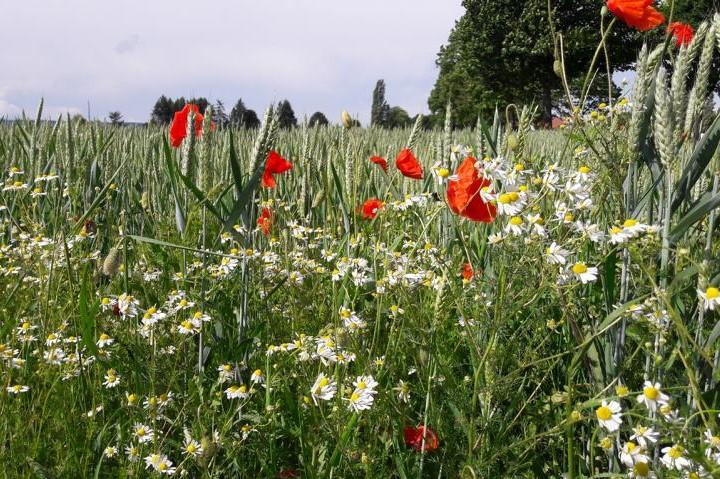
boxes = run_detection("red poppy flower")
[360,198,384,220]
[403,425,439,453]
[446,157,497,223]
[257,207,272,235]
[262,151,293,188]
[169,103,205,148]
[277,470,299,478]
[395,148,423,179]
[370,156,388,172]
[461,262,474,281]
[606,0,665,32]
[668,22,694,47]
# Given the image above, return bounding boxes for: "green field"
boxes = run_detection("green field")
[2,22,720,479]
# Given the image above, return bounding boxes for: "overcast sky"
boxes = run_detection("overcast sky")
[0,1,464,123]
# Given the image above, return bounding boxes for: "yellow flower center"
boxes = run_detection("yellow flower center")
[498,192,519,204]
[578,166,591,174]
[643,386,659,400]
[668,445,683,459]
[350,392,361,402]
[572,263,588,275]
[514,163,525,171]
[626,441,637,452]
[633,462,649,477]
[706,287,719,299]
[437,168,450,178]
[187,443,197,453]
[623,219,637,228]
[564,213,574,222]
[357,381,366,389]
[318,377,329,388]
[610,226,622,234]
[615,385,629,397]
[596,406,612,421]
[509,216,523,226]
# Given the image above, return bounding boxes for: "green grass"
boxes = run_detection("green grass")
[1,20,720,478]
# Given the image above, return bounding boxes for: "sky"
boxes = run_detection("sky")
[0,1,465,123]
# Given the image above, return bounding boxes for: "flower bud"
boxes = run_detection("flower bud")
[553,60,563,78]
[341,110,353,129]
[102,247,122,277]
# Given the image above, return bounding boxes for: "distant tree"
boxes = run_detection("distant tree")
[242,109,260,129]
[230,99,248,126]
[71,113,87,125]
[150,95,175,124]
[371,80,390,127]
[213,100,229,128]
[387,106,412,129]
[428,0,648,126]
[308,111,329,127]
[277,100,297,129]
[108,111,124,126]
[187,97,209,114]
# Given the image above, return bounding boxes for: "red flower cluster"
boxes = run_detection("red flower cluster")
[446,157,496,223]
[257,207,272,235]
[668,22,694,47]
[461,262,474,281]
[262,151,293,188]
[368,149,423,179]
[360,198,384,219]
[395,148,423,179]
[369,156,388,172]
[403,425,439,453]
[169,104,205,148]
[606,0,665,31]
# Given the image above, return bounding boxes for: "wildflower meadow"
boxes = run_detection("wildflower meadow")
[2,1,720,478]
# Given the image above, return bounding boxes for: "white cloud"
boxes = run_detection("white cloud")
[0,0,463,123]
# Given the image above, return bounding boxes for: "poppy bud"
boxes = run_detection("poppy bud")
[102,247,122,277]
[553,60,563,78]
[507,133,519,151]
[601,5,608,17]
[341,110,353,129]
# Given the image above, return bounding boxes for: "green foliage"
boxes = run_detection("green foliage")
[308,111,329,127]
[277,99,298,129]
[371,79,390,127]
[428,0,643,126]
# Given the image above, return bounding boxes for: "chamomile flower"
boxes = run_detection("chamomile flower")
[628,461,655,478]
[595,400,622,432]
[224,384,250,400]
[250,369,265,385]
[545,242,569,265]
[182,437,203,457]
[6,384,29,394]
[660,444,692,471]
[144,453,176,475]
[103,369,121,388]
[394,380,411,403]
[570,262,598,284]
[698,287,720,311]
[619,441,649,467]
[133,423,155,444]
[630,425,659,448]
[505,216,525,236]
[636,381,669,412]
[310,373,337,404]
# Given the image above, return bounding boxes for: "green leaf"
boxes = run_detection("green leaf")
[669,191,720,243]
[78,274,98,357]
[672,112,720,212]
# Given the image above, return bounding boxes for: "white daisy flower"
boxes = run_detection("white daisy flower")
[595,400,622,432]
